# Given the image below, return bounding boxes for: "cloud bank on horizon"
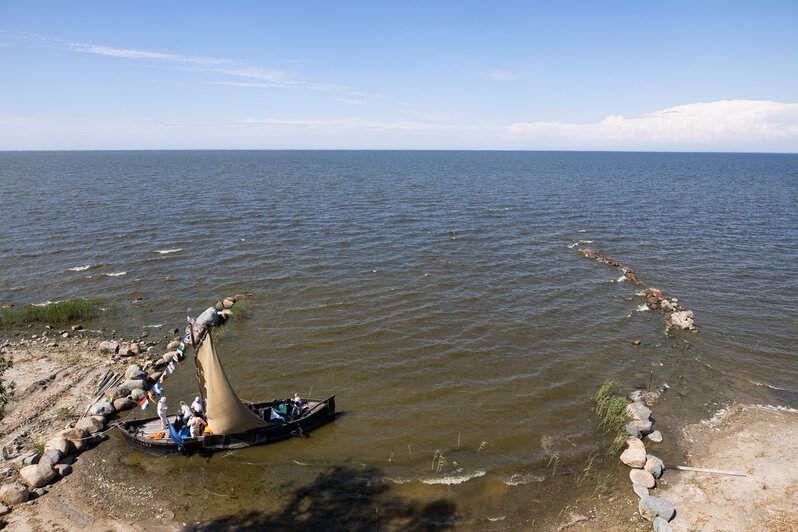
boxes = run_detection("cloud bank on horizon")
[506,100,798,151]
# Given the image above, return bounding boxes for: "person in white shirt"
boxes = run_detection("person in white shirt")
[157,397,168,430]
[179,401,192,423]
[191,396,203,416]
[187,414,207,438]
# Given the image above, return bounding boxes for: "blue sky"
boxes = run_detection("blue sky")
[1,1,797,151]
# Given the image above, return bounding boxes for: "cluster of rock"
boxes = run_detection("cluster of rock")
[0,414,108,512]
[577,248,696,332]
[619,390,675,531]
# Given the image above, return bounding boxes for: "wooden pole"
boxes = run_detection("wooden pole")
[670,465,746,477]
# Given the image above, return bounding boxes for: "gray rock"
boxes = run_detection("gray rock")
[633,418,654,435]
[99,340,119,354]
[0,502,8,515]
[0,481,29,505]
[639,496,675,522]
[22,452,40,466]
[90,399,115,416]
[625,421,642,439]
[653,516,672,532]
[121,379,146,391]
[125,368,147,381]
[645,455,665,478]
[19,464,56,488]
[647,430,663,443]
[58,428,89,452]
[76,417,104,434]
[113,397,135,411]
[118,347,134,357]
[632,482,649,498]
[629,468,656,489]
[196,307,222,327]
[129,388,146,402]
[627,402,652,421]
[38,449,62,469]
[104,386,131,401]
[55,463,72,477]
[33,488,46,497]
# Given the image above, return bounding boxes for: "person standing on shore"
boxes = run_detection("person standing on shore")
[157,397,169,430]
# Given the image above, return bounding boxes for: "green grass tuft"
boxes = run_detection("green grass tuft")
[593,380,631,455]
[0,298,102,326]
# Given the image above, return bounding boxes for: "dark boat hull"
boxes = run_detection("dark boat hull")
[118,396,335,455]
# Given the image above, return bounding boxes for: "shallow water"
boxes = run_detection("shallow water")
[2,150,797,526]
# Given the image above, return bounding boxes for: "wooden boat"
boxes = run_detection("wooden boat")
[118,328,336,455]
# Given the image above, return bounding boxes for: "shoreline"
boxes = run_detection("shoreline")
[0,329,796,530]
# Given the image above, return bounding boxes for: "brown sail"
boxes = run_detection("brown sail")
[194,331,268,434]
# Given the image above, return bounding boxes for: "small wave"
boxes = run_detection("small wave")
[635,304,650,312]
[420,469,485,485]
[33,300,61,307]
[615,274,627,283]
[504,472,545,486]
[487,516,507,522]
[142,323,165,329]
[577,229,586,233]
[67,264,94,271]
[386,477,412,485]
[566,239,594,249]
[487,207,509,212]
[155,248,183,255]
[102,271,127,277]
[758,404,798,413]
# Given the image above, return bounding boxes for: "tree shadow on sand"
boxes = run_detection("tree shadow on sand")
[184,465,457,531]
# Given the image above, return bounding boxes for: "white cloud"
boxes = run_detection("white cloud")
[506,100,798,150]
[476,70,518,81]
[68,42,231,65]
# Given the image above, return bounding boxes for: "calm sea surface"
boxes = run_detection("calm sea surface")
[1,151,797,527]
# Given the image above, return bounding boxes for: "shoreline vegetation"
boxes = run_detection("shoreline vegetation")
[0,299,109,327]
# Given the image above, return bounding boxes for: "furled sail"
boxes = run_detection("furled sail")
[194,331,268,434]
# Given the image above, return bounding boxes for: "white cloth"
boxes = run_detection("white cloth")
[191,398,203,414]
[270,409,284,422]
[180,404,192,422]
[188,416,205,438]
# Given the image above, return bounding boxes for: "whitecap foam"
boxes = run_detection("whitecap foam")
[33,300,61,307]
[102,271,127,277]
[155,248,183,255]
[566,239,594,249]
[420,469,485,485]
[635,304,650,312]
[758,404,798,413]
[67,265,93,271]
[487,516,507,522]
[615,274,627,283]
[504,472,545,486]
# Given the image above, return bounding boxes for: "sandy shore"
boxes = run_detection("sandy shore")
[1,332,797,531]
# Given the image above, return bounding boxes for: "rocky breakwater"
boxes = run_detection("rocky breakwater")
[577,248,697,333]
[618,389,676,531]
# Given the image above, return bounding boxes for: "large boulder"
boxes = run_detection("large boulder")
[644,455,665,478]
[104,386,130,401]
[196,307,222,328]
[222,297,235,309]
[90,399,115,416]
[129,388,146,402]
[121,379,146,391]
[58,428,90,452]
[639,496,675,522]
[620,446,647,468]
[0,481,29,506]
[124,364,143,379]
[38,449,62,469]
[20,463,57,488]
[626,437,646,452]
[99,340,119,354]
[44,438,69,456]
[626,402,652,421]
[629,468,656,489]
[669,310,696,330]
[113,397,136,412]
[76,417,104,434]
[633,418,654,435]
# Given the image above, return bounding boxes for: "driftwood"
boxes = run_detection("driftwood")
[670,465,746,477]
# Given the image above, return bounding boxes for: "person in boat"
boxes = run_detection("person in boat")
[187,413,207,438]
[179,401,192,423]
[191,396,203,416]
[157,397,168,430]
[290,393,304,418]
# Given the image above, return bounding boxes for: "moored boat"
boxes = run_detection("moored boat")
[118,328,336,455]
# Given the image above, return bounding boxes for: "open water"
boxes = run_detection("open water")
[1,151,797,528]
